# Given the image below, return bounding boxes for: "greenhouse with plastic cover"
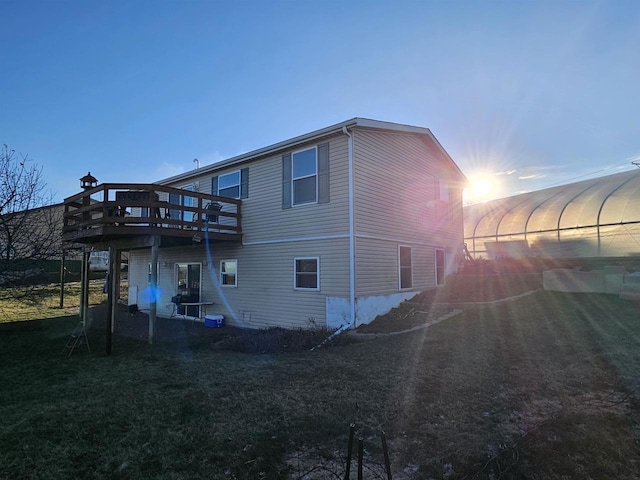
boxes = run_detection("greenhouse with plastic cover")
[463,169,640,261]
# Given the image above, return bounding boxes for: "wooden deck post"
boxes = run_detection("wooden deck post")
[149,236,159,344]
[106,246,115,355]
[59,250,66,309]
[114,250,122,302]
[83,250,90,325]
[112,250,120,333]
[79,251,85,324]
[79,250,90,326]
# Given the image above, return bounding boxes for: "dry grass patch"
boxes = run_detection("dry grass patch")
[1,287,639,479]
[0,280,107,323]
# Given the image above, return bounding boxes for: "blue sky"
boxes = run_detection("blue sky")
[1,0,639,204]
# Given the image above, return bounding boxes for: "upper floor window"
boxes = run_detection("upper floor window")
[219,171,241,199]
[168,185,195,222]
[182,185,195,222]
[282,143,329,209]
[436,179,450,219]
[292,147,317,205]
[212,168,249,199]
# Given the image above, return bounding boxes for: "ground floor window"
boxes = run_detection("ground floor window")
[220,259,237,287]
[294,257,319,290]
[147,262,159,284]
[436,248,446,286]
[399,245,413,289]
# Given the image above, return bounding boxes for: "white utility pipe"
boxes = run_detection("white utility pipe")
[342,126,356,329]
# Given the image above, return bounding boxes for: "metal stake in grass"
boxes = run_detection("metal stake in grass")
[345,423,355,480]
[357,437,363,480]
[381,430,392,480]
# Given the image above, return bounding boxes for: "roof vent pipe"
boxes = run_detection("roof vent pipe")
[193,158,200,169]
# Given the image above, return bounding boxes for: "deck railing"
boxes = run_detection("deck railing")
[63,183,242,243]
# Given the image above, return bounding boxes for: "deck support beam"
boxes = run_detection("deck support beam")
[80,249,90,326]
[106,247,121,354]
[59,250,66,309]
[149,235,159,345]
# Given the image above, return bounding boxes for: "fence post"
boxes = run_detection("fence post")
[357,438,363,480]
[59,251,66,309]
[345,423,355,480]
[381,430,392,480]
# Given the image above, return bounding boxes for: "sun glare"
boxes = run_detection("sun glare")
[471,178,493,199]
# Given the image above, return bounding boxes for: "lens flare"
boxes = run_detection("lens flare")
[471,178,493,198]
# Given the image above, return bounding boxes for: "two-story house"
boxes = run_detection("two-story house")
[64,118,466,331]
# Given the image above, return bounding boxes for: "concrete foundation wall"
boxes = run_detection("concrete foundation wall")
[543,269,605,293]
[543,268,626,294]
[620,273,640,301]
[355,291,420,327]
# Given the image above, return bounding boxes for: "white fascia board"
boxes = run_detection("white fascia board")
[156,117,467,185]
[351,117,434,135]
[157,118,360,186]
[351,118,468,184]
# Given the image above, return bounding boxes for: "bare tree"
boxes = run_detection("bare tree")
[0,144,61,286]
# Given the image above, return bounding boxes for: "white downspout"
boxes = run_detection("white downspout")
[310,126,356,350]
[342,126,356,329]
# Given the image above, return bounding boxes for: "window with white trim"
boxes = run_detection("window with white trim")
[182,185,195,222]
[435,248,446,286]
[220,259,237,287]
[147,262,159,284]
[292,147,317,205]
[218,171,241,199]
[437,179,450,219]
[294,257,319,290]
[399,246,412,289]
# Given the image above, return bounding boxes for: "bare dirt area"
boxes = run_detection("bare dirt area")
[85,301,240,346]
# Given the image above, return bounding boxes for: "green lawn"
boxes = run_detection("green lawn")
[1,289,639,479]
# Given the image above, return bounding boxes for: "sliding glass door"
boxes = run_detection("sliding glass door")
[176,263,201,317]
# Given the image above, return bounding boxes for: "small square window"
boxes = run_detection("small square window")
[221,260,237,287]
[294,257,319,290]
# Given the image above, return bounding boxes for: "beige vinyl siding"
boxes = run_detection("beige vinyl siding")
[243,134,350,243]
[352,129,463,247]
[163,134,350,244]
[127,250,155,309]
[128,238,349,329]
[355,237,437,297]
[352,128,462,297]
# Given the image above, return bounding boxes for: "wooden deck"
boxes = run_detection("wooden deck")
[63,183,242,248]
